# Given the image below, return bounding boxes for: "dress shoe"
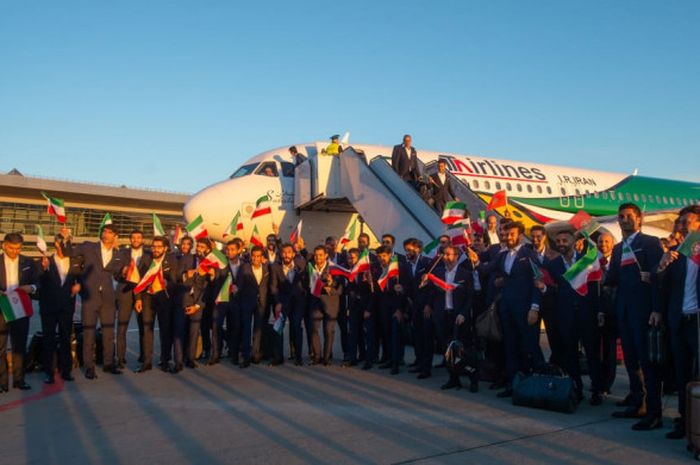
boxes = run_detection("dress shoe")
[408,360,418,368]
[441,379,462,390]
[408,367,422,374]
[240,360,251,369]
[0,385,8,393]
[417,372,431,380]
[85,369,97,380]
[137,363,152,373]
[632,415,663,431]
[117,359,126,370]
[171,363,183,374]
[294,359,303,366]
[103,365,122,375]
[252,356,262,365]
[434,361,446,369]
[489,380,506,390]
[361,362,372,370]
[666,422,686,439]
[378,362,392,370]
[61,374,75,382]
[159,362,170,372]
[323,359,333,367]
[615,393,635,407]
[44,375,55,385]
[390,366,399,375]
[185,360,197,369]
[207,358,220,366]
[469,378,479,393]
[612,406,645,419]
[341,360,352,368]
[230,358,240,366]
[590,392,603,406]
[268,360,283,367]
[13,381,31,390]
[497,388,513,398]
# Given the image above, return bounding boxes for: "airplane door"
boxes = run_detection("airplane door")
[559,194,570,208]
[574,195,584,209]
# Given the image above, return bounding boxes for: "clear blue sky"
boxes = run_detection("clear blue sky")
[1,1,698,194]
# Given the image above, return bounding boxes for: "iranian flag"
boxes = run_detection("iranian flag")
[339,218,359,249]
[125,259,141,284]
[249,225,264,248]
[198,248,228,272]
[308,262,324,297]
[289,218,303,244]
[446,224,469,248]
[215,273,235,304]
[563,245,602,296]
[0,288,33,322]
[377,255,399,291]
[486,190,507,211]
[620,242,638,267]
[186,214,208,240]
[223,211,244,238]
[36,225,48,255]
[678,231,700,266]
[529,258,555,286]
[41,192,66,223]
[134,261,165,295]
[251,194,272,219]
[272,311,286,335]
[329,261,353,279]
[350,248,371,279]
[172,224,184,247]
[423,237,441,258]
[152,213,166,237]
[425,272,456,291]
[442,201,467,225]
[98,213,112,238]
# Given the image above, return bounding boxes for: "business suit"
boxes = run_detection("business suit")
[598,255,618,393]
[658,247,700,420]
[391,144,419,182]
[270,257,308,365]
[328,251,350,360]
[308,263,344,364]
[606,232,664,416]
[174,255,210,366]
[346,269,376,365]
[404,256,432,373]
[134,252,178,368]
[64,241,126,372]
[544,254,603,396]
[376,261,411,370]
[0,254,38,388]
[528,244,564,367]
[211,260,245,363]
[38,255,80,379]
[115,247,152,365]
[429,172,456,214]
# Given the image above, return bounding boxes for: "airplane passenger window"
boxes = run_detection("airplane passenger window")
[575,189,581,196]
[633,193,639,201]
[670,197,675,205]
[560,187,566,196]
[662,196,668,204]
[602,192,608,200]
[256,162,279,177]
[473,180,479,189]
[229,163,259,179]
[280,162,295,177]
[536,185,542,194]
[495,182,502,190]
[656,195,661,203]
[546,186,552,194]
[625,193,631,201]
[506,182,512,191]
[641,194,647,202]
[484,181,491,190]
[618,193,624,201]
[517,184,522,192]
[527,185,533,193]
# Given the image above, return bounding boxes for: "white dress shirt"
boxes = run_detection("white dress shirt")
[131,247,143,266]
[683,258,699,315]
[100,242,113,268]
[445,265,457,310]
[252,265,263,285]
[504,244,522,275]
[3,255,19,291]
[283,263,295,283]
[438,172,446,185]
[54,254,70,286]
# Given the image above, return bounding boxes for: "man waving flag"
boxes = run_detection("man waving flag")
[41,192,66,223]
[186,214,208,240]
[441,201,466,225]
[223,211,244,238]
[251,194,272,219]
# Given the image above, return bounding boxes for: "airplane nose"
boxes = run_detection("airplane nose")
[183,186,217,224]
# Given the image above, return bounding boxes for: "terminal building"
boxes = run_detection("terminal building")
[1,168,188,253]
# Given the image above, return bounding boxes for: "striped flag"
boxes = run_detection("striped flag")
[251,195,272,219]
[186,214,208,240]
[98,213,112,238]
[423,237,441,258]
[563,245,602,296]
[441,201,467,225]
[678,231,700,266]
[289,218,303,244]
[377,255,399,291]
[36,225,48,254]
[249,225,264,248]
[198,248,228,272]
[0,288,33,322]
[152,213,166,237]
[223,211,244,238]
[350,248,371,279]
[339,218,359,249]
[620,242,638,267]
[529,258,555,286]
[308,262,324,297]
[41,192,66,223]
[446,224,469,248]
[425,272,456,291]
[134,261,165,295]
[486,190,507,211]
[215,273,235,304]
[172,224,184,247]
[329,261,353,279]
[125,259,141,284]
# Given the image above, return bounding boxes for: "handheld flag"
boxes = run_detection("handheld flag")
[98,213,113,239]
[290,218,303,244]
[134,261,166,295]
[425,273,456,291]
[349,249,371,279]
[125,259,141,284]
[445,223,470,248]
[563,245,602,296]
[329,261,353,279]
[215,273,235,304]
[568,210,600,237]
[152,213,166,237]
[678,231,700,266]
[423,237,441,258]
[339,218,359,249]
[249,225,264,248]
[186,215,208,240]
[377,255,399,291]
[308,263,324,297]
[251,195,272,219]
[272,311,286,335]
[172,224,184,247]
[41,192,66,223]
[486,190,507,211]
[620,242,639,267]
[223,211,244,238]
[36,225,47,255]
[0,288,33,322]
[198,249,228,272]
[529,258,555,287]
[441,201,467,225]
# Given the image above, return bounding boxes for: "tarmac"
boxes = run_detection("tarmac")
[0,324,694,465]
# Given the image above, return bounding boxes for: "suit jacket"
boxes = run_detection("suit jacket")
[404,256,433,310]
[429,173,456,205]
[38,255,80,314]
[605,232,663,322]
[658,246,700,335]
[270,256,308,308]
[135,252,179,304]
[426,263,473,317]
[238,263,270,314]
[376,261,411,314]
[484,245,542,312]
[307,263,344,313]
[543,254,600,318]
[116,247,153,294]
[391,144,419,181]
[0,254,39,293]
[63,241,126,304]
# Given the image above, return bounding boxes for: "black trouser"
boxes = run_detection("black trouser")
[200,301,214,357]
[212,301,241,361]
[117,289,145,364]
[41,311,73,378]
[311,303,338,363]
[152,294,173,365]
[0,315,29,386]
[540,294,564,367]
[598,315,618,393]
[82,296,116,370]
[338,294,349,360]
[137,294,157,366]
[252,303,268,361]
[264,322,284,364]
[671,313,699,419]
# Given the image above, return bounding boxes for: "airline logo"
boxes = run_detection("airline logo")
[439,155,547,182]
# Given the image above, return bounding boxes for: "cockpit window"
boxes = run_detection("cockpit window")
[229,163,259,179]
[255,162,279,177]
[281,162,295,177]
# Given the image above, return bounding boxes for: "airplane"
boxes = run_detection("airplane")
[183,138,699,246]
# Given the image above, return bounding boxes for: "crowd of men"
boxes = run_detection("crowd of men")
[0,200,699,446]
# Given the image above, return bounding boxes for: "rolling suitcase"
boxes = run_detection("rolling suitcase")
[687,315,700,459]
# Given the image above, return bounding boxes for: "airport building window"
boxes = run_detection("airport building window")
[229,163,259,179]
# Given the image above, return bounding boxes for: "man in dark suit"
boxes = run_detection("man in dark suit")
[429,158,458,214]
[269,243,308,366]
[656,205,700,439]
[244,246,271,364]
[210,239,244,365]
[264,234,280,265]
[115,229,151,369]
[38,233,81,384]
[542,228,603,405]
[402,238,433,378]
[606,203,665,430]
[0,232,39,391]
[308,245,344,365]
[64,224,126,379]
[375,245,409,374]
[134,236,179,372]
[480,221,544,397]
[391,134,420,183]
[597,230,619,396]
[344,248,375,368]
